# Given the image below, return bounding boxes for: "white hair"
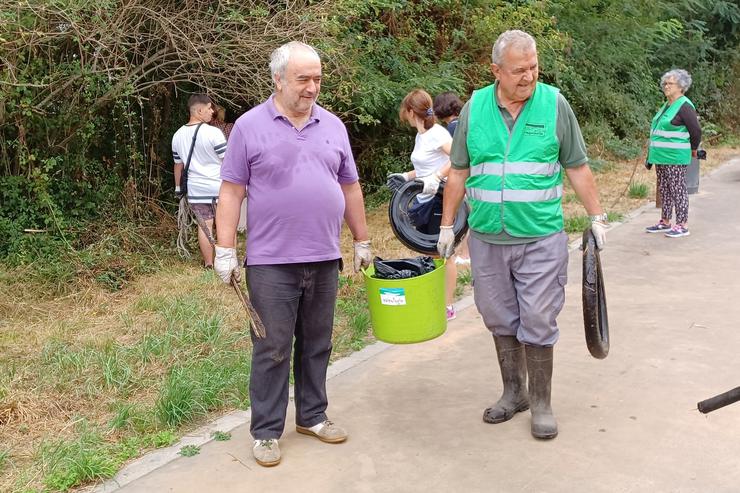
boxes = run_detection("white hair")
[269,41,321,81]
[661,69,692,93]
[492,30,537,65]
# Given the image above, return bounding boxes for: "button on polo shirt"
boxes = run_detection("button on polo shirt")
[221,95,359,266]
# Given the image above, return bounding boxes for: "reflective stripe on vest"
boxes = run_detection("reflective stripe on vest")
[647,96,694,165]
[465,82,563,237]
[469,161,560,177]
[467,185,563,203]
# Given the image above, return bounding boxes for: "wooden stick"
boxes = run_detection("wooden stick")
[193,214,266,339]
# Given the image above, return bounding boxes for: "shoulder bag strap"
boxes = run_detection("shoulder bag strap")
[183,122,204,181]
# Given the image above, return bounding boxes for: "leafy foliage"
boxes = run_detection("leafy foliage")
[0,0,737,274]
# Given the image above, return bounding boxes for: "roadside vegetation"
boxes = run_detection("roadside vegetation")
[1,0,738,491]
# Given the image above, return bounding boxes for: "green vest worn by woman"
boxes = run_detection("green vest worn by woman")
[648,96,694,166]
[466,82,563,237]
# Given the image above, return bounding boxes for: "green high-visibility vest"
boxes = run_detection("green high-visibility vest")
[466,82,563,237]
[648,96,694,166]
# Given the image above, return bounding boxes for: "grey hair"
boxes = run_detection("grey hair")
[492,30,537,65]
[269,41,321,81]
[661,69,692,93]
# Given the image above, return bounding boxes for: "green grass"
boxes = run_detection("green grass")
[334,274,372,353]
[179,445,200,457]
[38,424,123,491]
[563,193,580,204]
[0,449,9,472]
[455,268,472,298]
[628,181,650,199]
[212,431,232,441]
[607,212,624,223]
[564,215,592,233]
[4,292,254,491]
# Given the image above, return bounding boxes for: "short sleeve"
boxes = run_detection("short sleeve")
[210,127,228,160]
[450,102,471,169]
[431,124,453,149]
[220,124,250,185]
[556,94,589,168]
[172,138,182,164]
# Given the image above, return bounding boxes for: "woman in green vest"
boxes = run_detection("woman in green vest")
[646,69,702,238]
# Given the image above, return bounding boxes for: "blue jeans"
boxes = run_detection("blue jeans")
[246,259,340,440]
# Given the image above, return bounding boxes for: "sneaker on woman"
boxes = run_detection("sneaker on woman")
[446,305,456,321]
[646,222,671,233]
[665,225,690,238]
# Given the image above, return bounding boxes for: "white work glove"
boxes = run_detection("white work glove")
[590,216,608,250]
[437,225,455,258]
[420,172,442,195]
[353,240,372,273]
[214,246,241,283]
[386,172,409,191]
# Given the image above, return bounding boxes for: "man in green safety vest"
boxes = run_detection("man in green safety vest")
[437,30,608,439]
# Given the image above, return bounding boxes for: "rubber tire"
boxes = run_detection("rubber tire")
[388,180,469,256]
[582,228,610,359]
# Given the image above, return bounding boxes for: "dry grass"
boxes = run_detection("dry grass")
[1,144,737,492]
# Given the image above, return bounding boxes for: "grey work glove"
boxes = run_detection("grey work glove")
[175,185,184,199]
[214,245,241,283]
[353,240,372,273]
[419,172,441,195]
[386,172,409,191]
[436,225,455,258]
[590,218,608,250]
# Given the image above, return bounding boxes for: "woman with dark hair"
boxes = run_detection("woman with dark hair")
[434,91,471,265]
[389,89,458,320]
[433,91,464,136]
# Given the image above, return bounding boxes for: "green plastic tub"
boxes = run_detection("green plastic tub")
[362,259,447,344]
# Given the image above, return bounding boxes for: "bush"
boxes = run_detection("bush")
[628,181,650,199]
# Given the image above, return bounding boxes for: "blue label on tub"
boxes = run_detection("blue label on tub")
[379,287,406,306]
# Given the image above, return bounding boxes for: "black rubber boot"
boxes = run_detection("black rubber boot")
[525,345,558,439]
[483,336,530,424]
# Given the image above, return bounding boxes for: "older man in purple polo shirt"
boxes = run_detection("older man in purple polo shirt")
[214,41,372,467]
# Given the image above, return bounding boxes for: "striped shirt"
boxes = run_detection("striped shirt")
[172,124,227,203]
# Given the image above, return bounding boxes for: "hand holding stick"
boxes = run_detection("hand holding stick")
[194,215,266,339]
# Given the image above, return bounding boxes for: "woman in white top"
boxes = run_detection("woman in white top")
[392,89,458,321]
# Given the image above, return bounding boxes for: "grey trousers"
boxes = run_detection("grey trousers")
[246,259,340,440]
[469,231,569,346]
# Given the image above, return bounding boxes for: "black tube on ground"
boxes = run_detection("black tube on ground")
[697,386,740,414]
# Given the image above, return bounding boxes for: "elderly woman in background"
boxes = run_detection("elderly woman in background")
[646,69,701,238]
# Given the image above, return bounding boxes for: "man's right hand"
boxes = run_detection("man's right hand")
[214,246,241,284]
[437,225,455,258]
[175,186,184,199]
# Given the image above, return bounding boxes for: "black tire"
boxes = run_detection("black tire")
[582,228,609,359]
[388,180,469,256]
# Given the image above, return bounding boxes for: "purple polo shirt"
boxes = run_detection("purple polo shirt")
[221,95,359,266]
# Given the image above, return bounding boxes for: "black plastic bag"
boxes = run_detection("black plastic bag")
[372,256,436,280]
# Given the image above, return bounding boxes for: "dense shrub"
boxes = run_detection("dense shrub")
[0,0,737,269]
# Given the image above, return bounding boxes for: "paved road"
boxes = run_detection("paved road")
[112,158,740,493]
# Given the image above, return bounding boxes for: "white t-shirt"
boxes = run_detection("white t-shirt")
[172,124,227,203]
[410,123,452,201]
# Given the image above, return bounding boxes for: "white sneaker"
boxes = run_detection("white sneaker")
[253,439,281,467]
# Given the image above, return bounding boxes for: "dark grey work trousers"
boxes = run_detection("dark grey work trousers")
[469,231,569,347]
[246,259,340,440]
